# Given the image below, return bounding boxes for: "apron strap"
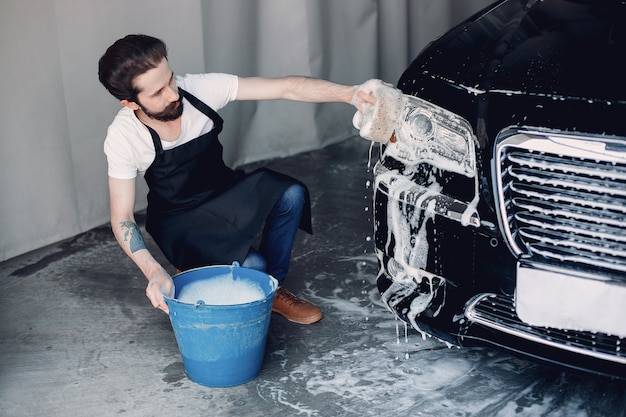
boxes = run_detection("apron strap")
[146,125,163,155]
[179,88,224,133]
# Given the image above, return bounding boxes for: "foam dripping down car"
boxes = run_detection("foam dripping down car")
[373,0,626,378]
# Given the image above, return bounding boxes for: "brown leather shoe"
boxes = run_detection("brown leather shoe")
[272,288,322,324]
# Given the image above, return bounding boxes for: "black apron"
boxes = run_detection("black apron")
[144,89,312,271]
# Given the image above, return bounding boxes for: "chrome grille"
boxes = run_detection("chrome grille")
[466,293,626,363]
[494,130,626,277]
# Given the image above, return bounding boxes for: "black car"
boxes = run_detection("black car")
[374,0,626,378]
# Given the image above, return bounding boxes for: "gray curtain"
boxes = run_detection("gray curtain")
[0,0,493,262]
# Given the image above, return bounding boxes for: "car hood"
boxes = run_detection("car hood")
[419,0,626,103]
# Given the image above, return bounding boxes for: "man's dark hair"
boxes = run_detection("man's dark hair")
[98,34,168,102]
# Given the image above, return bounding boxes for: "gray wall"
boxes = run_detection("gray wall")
[0,0,493,262]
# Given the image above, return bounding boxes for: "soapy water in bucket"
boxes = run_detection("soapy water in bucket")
[176,272,266,305]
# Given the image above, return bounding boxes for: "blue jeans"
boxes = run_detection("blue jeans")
[242,183,305,286]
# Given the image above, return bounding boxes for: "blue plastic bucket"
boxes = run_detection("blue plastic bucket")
[164,263,278,387]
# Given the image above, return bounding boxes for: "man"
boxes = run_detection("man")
[98,34,382,324]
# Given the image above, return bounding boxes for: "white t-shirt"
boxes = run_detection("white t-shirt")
[103,73,239,179]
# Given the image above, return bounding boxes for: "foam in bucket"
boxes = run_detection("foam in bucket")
[164,263,278,387]
[176,272,266,305]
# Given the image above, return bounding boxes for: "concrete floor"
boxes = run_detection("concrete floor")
[1,138,626,417]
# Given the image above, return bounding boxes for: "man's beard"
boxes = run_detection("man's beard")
[139,95,184,122]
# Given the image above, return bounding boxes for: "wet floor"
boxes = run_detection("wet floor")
[1,138,625,417]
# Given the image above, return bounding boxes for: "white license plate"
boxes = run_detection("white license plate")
[515,262,626,338]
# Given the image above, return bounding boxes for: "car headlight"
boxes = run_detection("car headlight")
[385,95,477,178]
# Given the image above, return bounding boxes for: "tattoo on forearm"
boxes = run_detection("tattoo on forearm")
[120,221,147,253]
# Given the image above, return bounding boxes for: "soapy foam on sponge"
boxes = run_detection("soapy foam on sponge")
[352,79,403,144]
[177,273,266,305]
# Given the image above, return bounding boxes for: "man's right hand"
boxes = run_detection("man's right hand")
[145,268,174,314]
